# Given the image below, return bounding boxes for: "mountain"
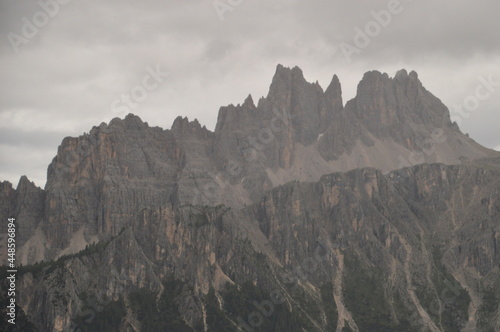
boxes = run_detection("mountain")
[1,65,499,331]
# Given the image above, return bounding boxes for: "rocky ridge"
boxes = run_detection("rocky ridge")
[1,65,499,331]
[2,161,500,331]
[3,65,495,263]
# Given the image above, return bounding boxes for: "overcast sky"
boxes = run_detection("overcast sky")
[1,0,499,188]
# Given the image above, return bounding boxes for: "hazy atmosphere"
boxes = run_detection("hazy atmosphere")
[1,0,499,187]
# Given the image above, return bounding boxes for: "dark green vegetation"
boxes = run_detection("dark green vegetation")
[283,280,323,330]
[319,281,338,330]
[73,277,200,332]
[413,246,471,331]
[190,212,210,227]
[342,325,354,332]
[0,237,116,280]
[0,278,38,332]
[414,246,470,331]
[342,253,393,331]
[72,297,126,332]
[205,287,234,331]
[128,277,195,332]
[218,281,305,332]
[478,286,500,331]
[0,240,116,332]
[343,253,409,332]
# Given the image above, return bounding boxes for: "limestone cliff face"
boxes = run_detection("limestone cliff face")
[10,66,494,260]
[1,64,500,331]
[318,69,493,165]
[213,65,495,206]
[44,115,182,252]
[5,160,500,331]
[213,65,344,203]
[346,69,450,142]
[0,177,45,264]
[34,114,219,261]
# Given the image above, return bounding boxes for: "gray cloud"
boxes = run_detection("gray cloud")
[1,0,499,187]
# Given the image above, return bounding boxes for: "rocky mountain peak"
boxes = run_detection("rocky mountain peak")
[171,116,212,144]
[242,93,255,109]
[172,116,201,131]
[394,69,422,92]
[394,68,418,81]
[3,64,499,265]
[273,63,305,79]
[394,68,418,79]
[266,64,308,102]
[344,68,453,144]
[395,68,408,78]
[325,73,343,112]
[2,64,500,332]
[108,113,149,130]
[355,70,391,96]
[357,69,421,93]
[0,180,13,192]
[0,181,15,224]
[16,175,40,192]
